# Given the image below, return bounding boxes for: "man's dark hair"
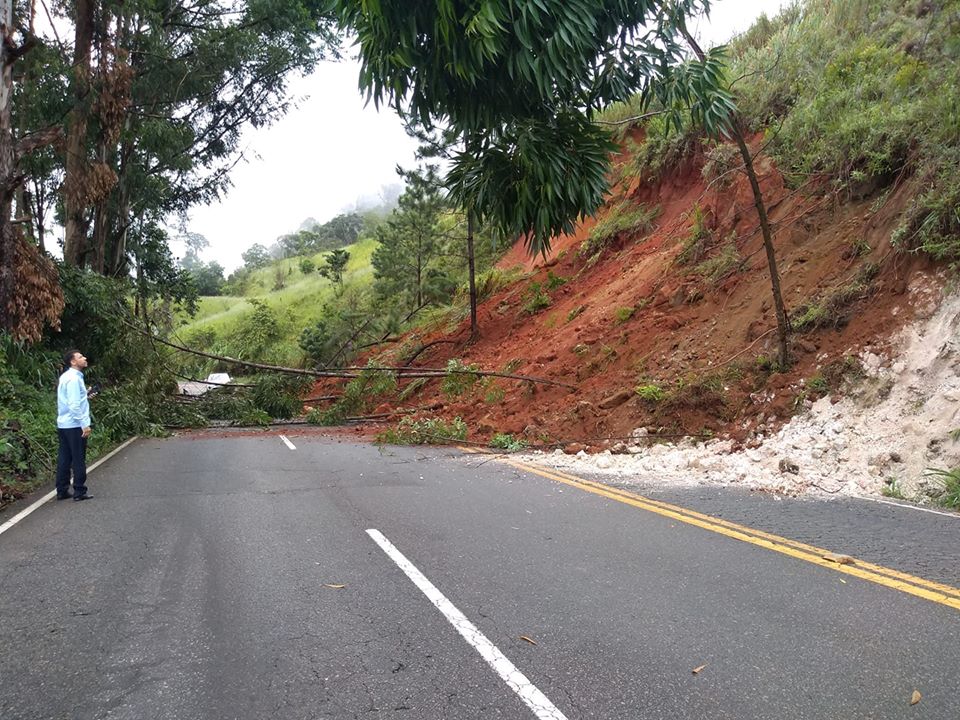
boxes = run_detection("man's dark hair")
[62,349,81,372]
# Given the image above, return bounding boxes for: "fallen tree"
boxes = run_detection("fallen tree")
[128,321,578,390]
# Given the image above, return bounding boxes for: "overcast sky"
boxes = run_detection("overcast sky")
[185,0,790,272]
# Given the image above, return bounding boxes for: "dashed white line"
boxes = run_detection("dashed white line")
[0,436,139,538]
[279,435,297,450]
[366,528,568,720]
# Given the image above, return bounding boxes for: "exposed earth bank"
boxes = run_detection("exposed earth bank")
[526,287,960,502]
[315,138,959,507]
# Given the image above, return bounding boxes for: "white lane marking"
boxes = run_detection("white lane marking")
[865,496,959,519]
[279,435,297,450]
[0,436,139,537]
[366,529,568,720]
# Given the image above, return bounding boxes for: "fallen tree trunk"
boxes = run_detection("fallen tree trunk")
[127,321,578,390]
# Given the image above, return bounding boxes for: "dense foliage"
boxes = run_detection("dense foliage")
[330,0,731,254]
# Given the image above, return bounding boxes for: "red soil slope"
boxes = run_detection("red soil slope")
[314,137,937,450]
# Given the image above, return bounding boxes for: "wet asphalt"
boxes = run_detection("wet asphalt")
[1,430,958,720]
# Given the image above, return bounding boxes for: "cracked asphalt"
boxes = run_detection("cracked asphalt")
[1,431,959,719]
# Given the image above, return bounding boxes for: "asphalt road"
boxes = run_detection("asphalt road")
[1,430,959,720]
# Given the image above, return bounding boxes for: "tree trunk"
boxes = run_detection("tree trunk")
[63,0,94,267]
[466,209,478,338]
[0,0,17,318]
[28,177,45,252]
[415,241,422,309]
[678,26,790,367]
[732,128,790,367]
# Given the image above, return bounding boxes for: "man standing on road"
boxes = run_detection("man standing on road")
[56,350,93,502]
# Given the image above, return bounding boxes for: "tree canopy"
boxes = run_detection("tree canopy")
[2,0,341,339]
[371,167,447,311]
[331,0,730,254]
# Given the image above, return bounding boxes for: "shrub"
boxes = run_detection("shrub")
[652,372,731,412]
[490,433,528,451]
[299,257,316,274]
[792,263,879,331]
[231,299,282,360]
[635,383,665,402]
[676,205,713,266]
[694,240,744,284]
[580,201,660,259]
[376,416,468,445]
[623,115,700,180]
[521,282,551,315]
[0,349,57,490]
[299,320,332,365]
[807,373,829,396]
[701,142,740,187]
[614,306,635,324]
[545,271,568,291]
[250,374,312,420]
[566,305,586,322]
[441,359,481,397]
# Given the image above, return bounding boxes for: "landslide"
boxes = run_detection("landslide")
[336,134,935,450]
[311,0,959,453]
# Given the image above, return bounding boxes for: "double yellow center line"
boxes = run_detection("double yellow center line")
[461,448,960,612]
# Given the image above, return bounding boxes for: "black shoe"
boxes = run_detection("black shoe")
[56,491,73,500]
[73,494,92,502]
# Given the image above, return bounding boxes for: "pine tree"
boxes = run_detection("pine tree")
[371,167,446,312]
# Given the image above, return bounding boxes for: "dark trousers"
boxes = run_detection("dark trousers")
[56,428,88,496]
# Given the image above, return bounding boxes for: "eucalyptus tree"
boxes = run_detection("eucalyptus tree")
[48,0,341,274]
[0,0,65,341]
[1,0,340,335]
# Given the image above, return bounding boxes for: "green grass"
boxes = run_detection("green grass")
[490,433,528,451]
[635,383,665,402]
[176,237,379,367]
[598,0,960,263]
[792,263,879,332]
[694,241,744,285]
[881,477,906,500]
[614,306,635,324]
[580,201,660,260]
[923,467,960,510]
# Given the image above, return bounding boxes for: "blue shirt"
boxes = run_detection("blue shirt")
[57,367,91,429]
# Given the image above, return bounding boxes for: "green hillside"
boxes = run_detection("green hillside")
[176,237,378,370]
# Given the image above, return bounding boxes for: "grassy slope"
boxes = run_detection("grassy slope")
[176,237,378,366]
